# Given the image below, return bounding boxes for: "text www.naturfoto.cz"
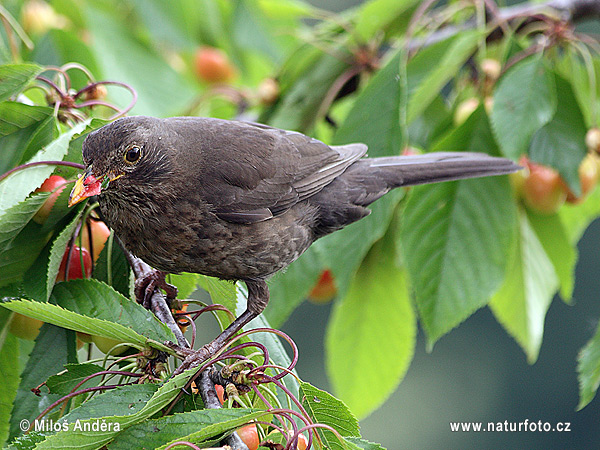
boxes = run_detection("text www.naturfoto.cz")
[450,420,571,433]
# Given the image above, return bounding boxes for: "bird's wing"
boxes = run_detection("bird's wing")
[185,120,366,224]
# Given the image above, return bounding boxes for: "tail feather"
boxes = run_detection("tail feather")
[310,151,521,237]
[367,152,521,188]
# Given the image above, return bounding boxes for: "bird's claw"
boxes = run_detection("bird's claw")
[134,270,178,308]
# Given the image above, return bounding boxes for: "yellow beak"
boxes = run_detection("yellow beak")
[68,169,103,207]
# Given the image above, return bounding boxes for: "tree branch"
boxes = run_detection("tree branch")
[407,0,600,52]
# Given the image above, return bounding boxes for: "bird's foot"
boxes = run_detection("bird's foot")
[134,270,178,308]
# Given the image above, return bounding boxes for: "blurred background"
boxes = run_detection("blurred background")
[284,217,600,448]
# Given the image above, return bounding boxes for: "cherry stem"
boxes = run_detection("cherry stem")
[0,160,85,183]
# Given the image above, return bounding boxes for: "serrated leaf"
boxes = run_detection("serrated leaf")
[0,102,51,137]
[407,31,481,123]
[0,334,19,447]
[92,235,131,298]
[2,281,175,350]
[45,363,104,396]
[529,74,588,194]
[326,234,415,419]
[403,109,517,344]
[0,103,54,176]
[9,324,77,442]
[489,209,558,363]
[60,384,159,423]
[0,193,50,254]
[109,409,258,450]
[168,272,201,300]
[345,436,387,450]
[156,409,264,450]
[0,64,42,102]
[0,120,89,216]
[577,321,600,410]
[526,209,576,302]
[32,366,199,449]
[0,222,52,287]
[45,212,85,300]
[1,298,152,351]
[196,275,237,318]
[491,55,556,158]
[268,50,406,325]
[300,382,360,450]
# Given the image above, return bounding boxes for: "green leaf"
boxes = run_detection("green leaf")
[9,324,77,442]
[156,409,264,450]
[109,409,259,450]
[60,384,159,423]
[0,221,52,288]
[559,186,600,244]
[196,275,237,319]
[266,242,323,327]
[85,5,196,117]
[0,103,56,179]
[2,281,175,351]
[345,436,387,450]
[45,363,104,396]
[489,208,558,363]
[577,321,600,410]
[326,234,415,419]
[407,31,481,123]
[91,234,131,298]
[0,193,50,254]
[236,286,300,403]
[45,212,85,300]
[32,366,198,449]
[0,103,51,139]
[529,74,588,194]
[51,280,174,342]
[354,0,418,42]
[168,272,201,300]
[491,55,556,159]
[300,382,360,450]
[0,334,19,448]
[267,50,406,325]
[0,120,89,216]
[265,50,350,132]
[526,210,576,302]
[334,49,404,153]
[0,64,42,102]
[403,109,517,344]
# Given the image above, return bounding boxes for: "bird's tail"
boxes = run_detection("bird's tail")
[311,151,520,237]
[364,152,520,189]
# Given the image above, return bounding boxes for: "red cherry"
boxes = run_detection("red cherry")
[194,46,236,83]
[522,161,566,214]
[56,246,92,282]
[237,424,259,450]
[308,269,337,304]
[80,219,111,262]
[33,175,68,224]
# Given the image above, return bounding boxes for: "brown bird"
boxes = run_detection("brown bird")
[69,116,520,370]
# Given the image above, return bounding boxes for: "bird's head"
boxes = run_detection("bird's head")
[68,116,173,207]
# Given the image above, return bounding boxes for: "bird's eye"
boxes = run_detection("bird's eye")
[124,146,142,164]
